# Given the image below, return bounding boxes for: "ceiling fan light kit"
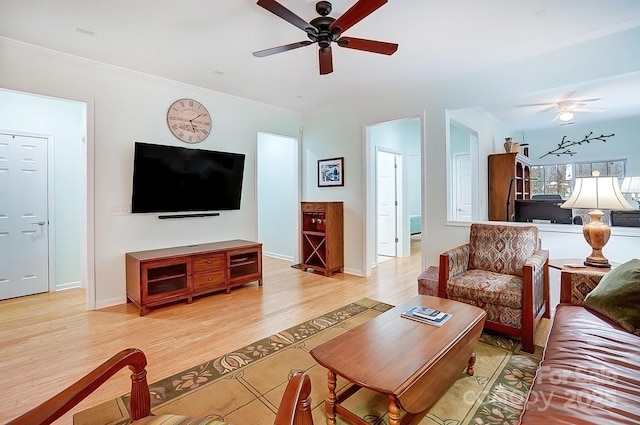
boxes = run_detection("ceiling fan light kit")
[558,111,574,122]
[253,0,398,75]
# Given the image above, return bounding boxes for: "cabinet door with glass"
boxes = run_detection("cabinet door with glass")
[141,257,191,302]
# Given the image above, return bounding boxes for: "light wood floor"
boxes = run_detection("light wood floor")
[0,242,549,424]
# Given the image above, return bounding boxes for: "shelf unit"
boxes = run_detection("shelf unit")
[300,201,344,276]
[488,152,531,221]
[126,240,262,315]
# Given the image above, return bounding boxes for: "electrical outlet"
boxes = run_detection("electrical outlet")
[109,205,130,216]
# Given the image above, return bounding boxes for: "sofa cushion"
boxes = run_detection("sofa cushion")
[468,224,538,277]
[520,304,640,424]
[583,258,640,336]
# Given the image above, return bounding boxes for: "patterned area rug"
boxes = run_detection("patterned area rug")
[74,298,542,425]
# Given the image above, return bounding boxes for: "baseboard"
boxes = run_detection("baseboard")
[263,251,294,262]
[94,296,127,310]
[55,281,81,291]
[343,267,363,277]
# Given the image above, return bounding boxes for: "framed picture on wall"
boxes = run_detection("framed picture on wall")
[318,157,344,187]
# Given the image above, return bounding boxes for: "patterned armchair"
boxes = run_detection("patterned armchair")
[438,223,550,353]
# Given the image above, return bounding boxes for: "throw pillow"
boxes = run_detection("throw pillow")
[583,258,640,336]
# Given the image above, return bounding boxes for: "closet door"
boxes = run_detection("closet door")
[0,133,49,300]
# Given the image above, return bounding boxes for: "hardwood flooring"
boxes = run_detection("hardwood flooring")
[0,242,549,424]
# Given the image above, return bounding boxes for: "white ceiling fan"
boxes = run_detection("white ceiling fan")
[515,91,606,123]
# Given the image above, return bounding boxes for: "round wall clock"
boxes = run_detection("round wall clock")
[166,98,212,143]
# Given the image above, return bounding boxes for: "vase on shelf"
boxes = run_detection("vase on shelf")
[504,137,513,152]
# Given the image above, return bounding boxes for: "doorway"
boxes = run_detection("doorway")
[0,89,87,304]
[448,122,479,221]
[256,132,300,262]
[364,115,422,276]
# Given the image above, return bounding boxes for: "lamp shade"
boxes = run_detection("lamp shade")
[561,176,633,210]
[620,176,640,195]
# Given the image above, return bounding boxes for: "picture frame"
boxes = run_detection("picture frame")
[318,157,344,187]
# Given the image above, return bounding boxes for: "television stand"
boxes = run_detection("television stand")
[125,240,262,316]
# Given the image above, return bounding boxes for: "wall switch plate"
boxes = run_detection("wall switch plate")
[109,205,130,215]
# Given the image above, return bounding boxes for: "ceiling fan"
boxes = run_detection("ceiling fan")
[253,0,398,75]
[515,91,605,122]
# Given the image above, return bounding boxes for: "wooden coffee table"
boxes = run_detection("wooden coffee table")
[310,295,486,425]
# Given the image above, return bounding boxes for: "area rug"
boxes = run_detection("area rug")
[74,298,542,425]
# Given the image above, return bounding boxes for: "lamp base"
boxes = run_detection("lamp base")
[582,209,612,269]
[583,258,611,268]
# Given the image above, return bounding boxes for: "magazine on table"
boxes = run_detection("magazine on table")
[401,306,452,327]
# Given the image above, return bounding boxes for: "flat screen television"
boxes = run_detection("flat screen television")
[131,142,245,214]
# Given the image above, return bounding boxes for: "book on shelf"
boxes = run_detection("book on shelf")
[401,306,452,327]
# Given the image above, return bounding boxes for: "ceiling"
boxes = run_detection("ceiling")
[2,0,640,128]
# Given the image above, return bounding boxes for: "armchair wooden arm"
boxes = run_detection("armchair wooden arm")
[521,250,550,352]
[7,348,150,425]
[274,371,313,425]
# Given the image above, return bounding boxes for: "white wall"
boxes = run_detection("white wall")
[0,89,84,289]
[0,38,302,307]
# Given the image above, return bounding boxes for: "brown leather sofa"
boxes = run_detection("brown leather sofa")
[519,271,640,424]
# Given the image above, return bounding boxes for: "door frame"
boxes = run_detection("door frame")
[447,120,479,222]
[256,131,301,263]
[0,130,56,295]
[363,113,424,277]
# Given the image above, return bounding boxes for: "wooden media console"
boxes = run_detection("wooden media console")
[125,239,262,315]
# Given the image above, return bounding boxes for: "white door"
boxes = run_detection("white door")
[377,150,399,257]
[454,154,472,221]
[0,133,49,300]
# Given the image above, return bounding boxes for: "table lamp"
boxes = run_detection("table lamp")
[620,176,640,208]
[561,171,633,268]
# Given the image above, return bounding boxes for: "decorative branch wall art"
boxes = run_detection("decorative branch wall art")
[539,131,615,159]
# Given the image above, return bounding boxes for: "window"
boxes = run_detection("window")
[530,164,573,197]
[531,159,625,198]
[574,160,625,179]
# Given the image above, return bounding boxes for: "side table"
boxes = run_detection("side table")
[548,259,612,305]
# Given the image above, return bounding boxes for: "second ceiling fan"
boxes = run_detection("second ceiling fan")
[253,0,398,75]
[515,91,605,123]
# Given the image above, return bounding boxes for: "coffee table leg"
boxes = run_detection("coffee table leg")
[467,352,476,376]
[388,396,401,425]
[325,370,337,425]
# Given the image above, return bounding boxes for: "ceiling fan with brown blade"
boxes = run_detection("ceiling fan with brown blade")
[253,0,398,75]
